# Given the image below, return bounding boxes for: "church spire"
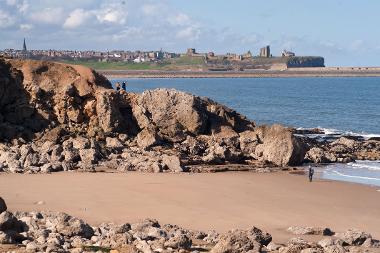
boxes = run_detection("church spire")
[23,38,27,51]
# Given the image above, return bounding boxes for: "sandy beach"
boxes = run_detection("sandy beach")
[1,171,379,243]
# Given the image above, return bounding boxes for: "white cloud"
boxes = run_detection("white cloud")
[168,13,191,26]
[176,26,201,41]
[19,23,32,31]
[0,10,15,28]
[63,9,92,29]
[96,8,126,25]
[29,7,65,25]
[142,4,159,16]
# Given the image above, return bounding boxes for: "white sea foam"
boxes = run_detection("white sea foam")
[296,127,380,140]
[329,170,380,181]
[348,161,380,171]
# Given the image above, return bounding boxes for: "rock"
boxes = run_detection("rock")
[130,89,254,143]
[164,234,192,249]
[332,137,357,149]
[306,147,337,163]
[48,213,94,239]
[337,229,372,246]
[0,211,16,231]
[25,241,38,252]
[266,241,282,251]
[79,148,98,165]
[210,227,271,253]
[323,245,346,253]
[239,130,259,155]
[106,137,124,149]
[254,125,307,166]
[162,154,184,172]
[137,128,162,149]
[287,226,334,236]
[0,197,6,213]
[40,163,52,173]
[300,248,323,253]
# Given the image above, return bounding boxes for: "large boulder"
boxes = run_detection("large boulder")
[254,125,308,166]
[0,197,7,213]
[130,89,254,143]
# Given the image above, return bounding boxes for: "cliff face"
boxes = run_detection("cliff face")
[286,56,325,68]
[0,58,124,140]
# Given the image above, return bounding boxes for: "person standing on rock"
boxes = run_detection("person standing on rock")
[115,82,121,91]
[308,165,314,182]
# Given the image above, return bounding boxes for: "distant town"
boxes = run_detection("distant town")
[0,39,325,71]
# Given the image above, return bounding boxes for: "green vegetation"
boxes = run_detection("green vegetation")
[168,55,205,65]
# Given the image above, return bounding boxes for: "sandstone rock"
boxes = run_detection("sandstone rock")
[79,148,98,165]
[210,227,271,253]
[323,245,346,253]
[306,147,337,163]
[48,213,94,239]
[337,229,372,246]
[287,226,334,236]
[0,211,22,232]
[254,125,307,166]
[266,241,282,251]
[162,154,184,172]
[106,137,124,149]
[137,128,162,149]
[239,130,259,156]
[332,137,357,149]
[0,197,6,213]
[211,230,262,253]
[164,234,192,249]
[130,89,254,143]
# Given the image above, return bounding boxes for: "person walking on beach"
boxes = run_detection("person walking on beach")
[122,81,127,91]
[308,165,314,182]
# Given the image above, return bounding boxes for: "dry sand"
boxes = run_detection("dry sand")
[1,171,379,243]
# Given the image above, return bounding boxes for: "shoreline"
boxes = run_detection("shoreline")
[1,171,379,243]
[98,68,380,79]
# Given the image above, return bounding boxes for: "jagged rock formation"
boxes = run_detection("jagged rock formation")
[0,58,378,174]
[0,197,379,252]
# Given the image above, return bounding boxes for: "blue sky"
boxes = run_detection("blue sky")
[0,0,379,66]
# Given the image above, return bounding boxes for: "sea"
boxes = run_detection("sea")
[110,77,380,187]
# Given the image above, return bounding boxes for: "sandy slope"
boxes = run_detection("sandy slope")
[1,171,379,243]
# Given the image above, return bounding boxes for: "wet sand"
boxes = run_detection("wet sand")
[1,172,379,243]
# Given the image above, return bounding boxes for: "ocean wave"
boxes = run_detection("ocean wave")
[347,161,380,171]
[296,127,380,140]
[329,170,380,181]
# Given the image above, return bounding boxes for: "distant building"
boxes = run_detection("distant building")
[259,45,270,58]
[20,38,30,59]
[187,48,196,56]
[282,50,295,57]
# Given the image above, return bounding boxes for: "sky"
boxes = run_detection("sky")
[0,0,379,66]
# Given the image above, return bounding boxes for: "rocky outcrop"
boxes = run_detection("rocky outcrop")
[0,58,124,141]
[1,197,379,253]
[2,58,378,173]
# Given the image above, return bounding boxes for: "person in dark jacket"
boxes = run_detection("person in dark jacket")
[308,165,314,182]
[122,81,127,91]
